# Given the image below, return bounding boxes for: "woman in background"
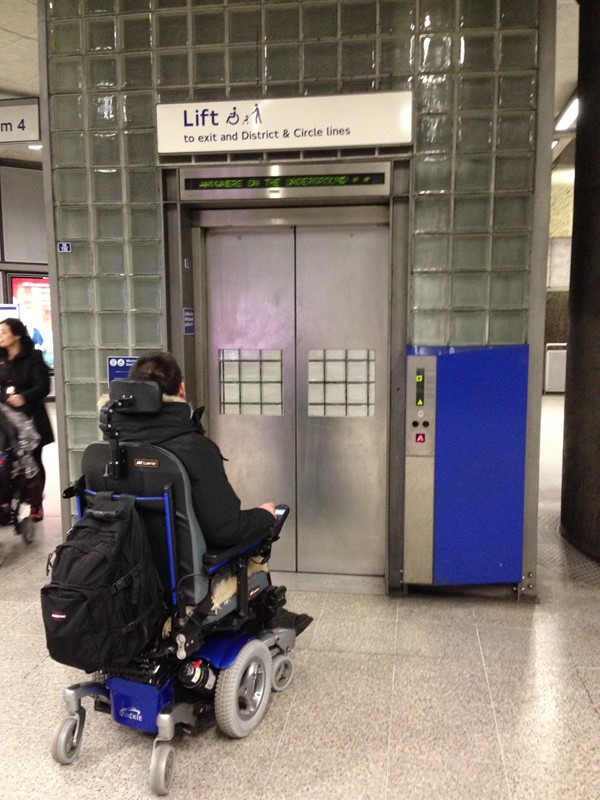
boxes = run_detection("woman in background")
[0,318,54,521]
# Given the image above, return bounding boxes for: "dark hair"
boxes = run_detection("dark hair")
[0,317,33,349]
[129,352,183,396]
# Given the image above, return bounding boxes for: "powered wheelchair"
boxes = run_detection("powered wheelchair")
[47,379,310,796]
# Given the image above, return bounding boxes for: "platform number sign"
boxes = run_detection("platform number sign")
[0,99,40,144]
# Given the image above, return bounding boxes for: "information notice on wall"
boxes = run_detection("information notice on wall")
[157,92,412,155]
[0,98,39,144]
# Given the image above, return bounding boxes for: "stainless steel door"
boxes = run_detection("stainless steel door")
[205,220,389,575]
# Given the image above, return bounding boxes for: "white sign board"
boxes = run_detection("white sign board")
[157,92,412,155]
[0,98,40,144]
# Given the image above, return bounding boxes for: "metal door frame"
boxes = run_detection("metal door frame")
[165,159,411,589]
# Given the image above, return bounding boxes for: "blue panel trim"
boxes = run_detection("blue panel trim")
[107,676,174,733]
[196,631,253,669]
[432,345,528,585]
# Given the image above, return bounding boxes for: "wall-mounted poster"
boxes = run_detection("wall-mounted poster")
[7,274,53,371]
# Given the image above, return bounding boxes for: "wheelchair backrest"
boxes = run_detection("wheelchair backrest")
[81,379,211,606]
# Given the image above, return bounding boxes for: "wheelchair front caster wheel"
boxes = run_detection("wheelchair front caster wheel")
[271,654,294,692]
[51,716,82,765]
[149,743,175,796]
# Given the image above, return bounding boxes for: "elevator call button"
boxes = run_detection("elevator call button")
[415,433,426,443]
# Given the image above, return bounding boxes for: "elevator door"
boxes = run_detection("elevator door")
[205,222,389,575]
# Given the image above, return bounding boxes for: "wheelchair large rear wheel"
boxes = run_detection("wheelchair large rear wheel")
[214,639,272,738]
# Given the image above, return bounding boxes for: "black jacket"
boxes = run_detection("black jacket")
[0,340,54,446]
[110,399,274,548]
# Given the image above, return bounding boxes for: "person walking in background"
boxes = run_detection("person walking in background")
[0,318,54,521]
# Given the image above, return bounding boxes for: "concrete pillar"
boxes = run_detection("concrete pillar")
[561,0,600,556]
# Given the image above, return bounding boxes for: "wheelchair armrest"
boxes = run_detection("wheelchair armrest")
[203,529,277,571]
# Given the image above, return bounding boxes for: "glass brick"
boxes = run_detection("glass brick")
[127,169,159,202]
[121,15,152,50]
[342,41,375,75]
[131,313,163,348]
[266,46,300,81]
[194,50,226,83]
[460,0,496,28]
[156,13,189,48]
[499,75,536,110]
[94,206,124,238]
[63,312,98,345]
[457,116,493,152]
[415,197,451,232]
[124,130,156,164]
[494,196,531,231]
[96,242,125,274]
[416,75,452,113]
[98,313,128,344]
[97,277,127,310]
[460,34,496,73]
[419,35,453,72]
[265,6,299,42]
[452,235,491,271]
[454,197,491,232]
[489,311,526,344]
[492,234,530,270]
[451,273,489,308]
[415,156,451,193]
[303,3,337,39]
[341,1,376,36]
[450,310,487,345]
[497,114,535,150]
[229,48,261,83]
[412,274,449,310]
[123,92,154,126]
[85,19,116,51]
[49,57,84,92]
[158,53,189,86]
[59,241,93,276]
[381,38,414,77]
[50,21,82,55]
[500,33,537,70]
[129,207,160,238]
[304,43,338,79]
[123,54,153,88]
[57,206,91,239]
[68,417,102,448]
[88,94,118,128]
[413,235,450,271]
[495,156,532,191]
[87,56,118,89]
[52,132,86,167]
[49,0,81,18]
[66,383,99,415]
[455,156,492,192]
[90,131,120,165]
[380,1,414,35]
[92,168,122,202]
[51,95,84,130]
[84,0,116,12]
[130,241,162,274]
[501,0,538,28]
[416,114,453,152]
[121,0,151,9]
[60,278,94,311]
[64,349,98,381]
[55,169,89,204]
[412,310,447,346]
[193,11,225,45]
[458,76,494,110]
[490,273,527,309]
[229,8,261,43]
[131,279,162,310]
[419,0,454,30]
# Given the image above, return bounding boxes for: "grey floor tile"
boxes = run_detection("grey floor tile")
[386,755,510,800]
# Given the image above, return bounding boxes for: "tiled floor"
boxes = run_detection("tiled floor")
[2,396,600,799]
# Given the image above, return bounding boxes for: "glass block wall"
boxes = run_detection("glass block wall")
[43,0,541,476]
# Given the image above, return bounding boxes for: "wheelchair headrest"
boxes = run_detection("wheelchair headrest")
[108,379,163,414]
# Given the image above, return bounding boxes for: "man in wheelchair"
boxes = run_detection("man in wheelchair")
[43,352,311,795]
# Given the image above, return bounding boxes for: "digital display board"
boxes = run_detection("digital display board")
[184,172,386,192]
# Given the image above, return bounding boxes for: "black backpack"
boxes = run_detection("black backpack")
[41,492,165,673]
